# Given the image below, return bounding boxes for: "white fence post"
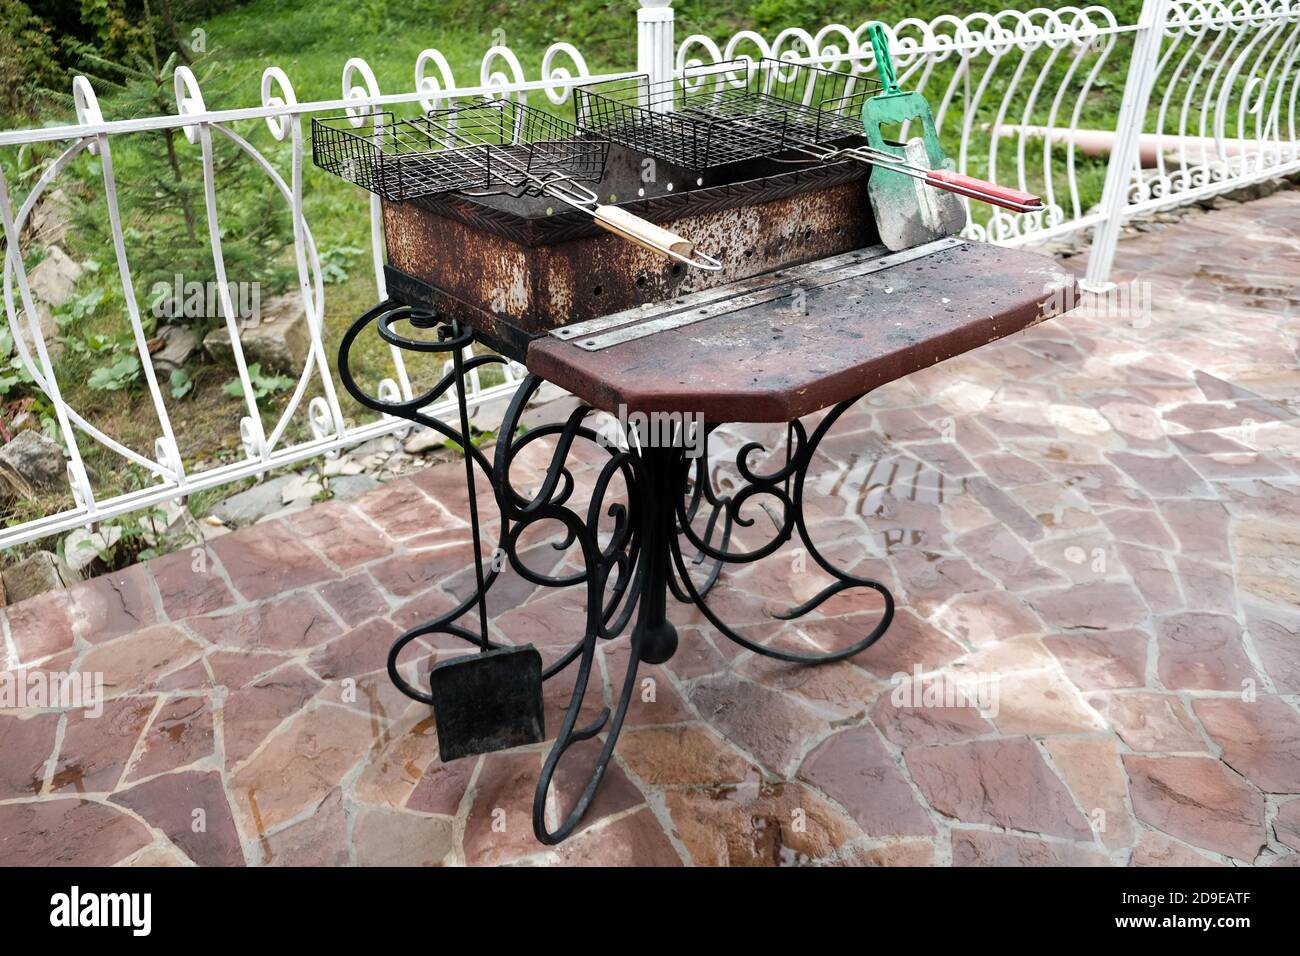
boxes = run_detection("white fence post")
[1081,0,1173,292]
[638,0,675,111]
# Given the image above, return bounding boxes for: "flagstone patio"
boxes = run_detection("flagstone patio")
[2,189,1299,867]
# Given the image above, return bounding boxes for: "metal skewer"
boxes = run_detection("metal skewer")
[675,94,1042,214]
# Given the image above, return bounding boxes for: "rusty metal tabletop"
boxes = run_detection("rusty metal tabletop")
[526,237,1076,423]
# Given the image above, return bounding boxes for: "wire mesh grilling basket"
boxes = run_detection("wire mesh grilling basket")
[574,58,881,170]
[313,98,720,270]
[576,56,1041,218]
[312,100,608,202]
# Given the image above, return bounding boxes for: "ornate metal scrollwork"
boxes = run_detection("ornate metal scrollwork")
[337,303,895,844]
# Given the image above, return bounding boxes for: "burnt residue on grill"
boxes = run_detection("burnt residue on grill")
[382,144,881,360]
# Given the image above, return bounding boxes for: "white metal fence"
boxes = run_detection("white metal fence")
[1,0,1297,551]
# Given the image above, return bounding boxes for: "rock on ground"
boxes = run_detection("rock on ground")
[327,474,380,499]
[2,550,80,604]
[0,430,66,496]
[203,293,309,372]
[29,188,73,247]
[208,475,296,528]
[149,324,203,374]
[27,246,82,308]
[62,526,124,575]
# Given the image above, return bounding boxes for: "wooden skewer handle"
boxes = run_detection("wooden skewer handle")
[925,170,1043,211]
[593,205,696,259]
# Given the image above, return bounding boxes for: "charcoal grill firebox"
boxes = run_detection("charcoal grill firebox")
[381,146,879,360]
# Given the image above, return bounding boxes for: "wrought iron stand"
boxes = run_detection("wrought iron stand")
[339,301,895,844]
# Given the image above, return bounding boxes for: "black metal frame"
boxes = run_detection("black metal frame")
[338,301,895,844]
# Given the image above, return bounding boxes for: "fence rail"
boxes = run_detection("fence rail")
[1,0,1297,551]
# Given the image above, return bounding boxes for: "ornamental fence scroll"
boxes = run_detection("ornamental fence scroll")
[0,43,605,549]
[0,0,1297,551]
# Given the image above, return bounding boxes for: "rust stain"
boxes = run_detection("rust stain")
[48,763,85,794]
[246,786,274,864]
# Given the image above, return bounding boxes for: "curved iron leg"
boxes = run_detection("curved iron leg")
[335,306,512,701]
[632,445,681,665]
[532,444,688,842]
[538,397,899,837]
[670,398,897,664]
[345,299,899,842]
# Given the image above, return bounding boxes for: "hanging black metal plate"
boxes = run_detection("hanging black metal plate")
[429,645,545,761]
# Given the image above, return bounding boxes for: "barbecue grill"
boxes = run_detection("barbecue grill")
[325,57,1075,845]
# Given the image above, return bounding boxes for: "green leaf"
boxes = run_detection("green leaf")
[88,354,141,391]
[224,362,293,400]
[169,368,193,399]
[87,366,119,391]
[320,246,364,285]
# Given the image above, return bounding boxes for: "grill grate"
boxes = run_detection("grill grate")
[575,59,880,170]
[312,100,608,202]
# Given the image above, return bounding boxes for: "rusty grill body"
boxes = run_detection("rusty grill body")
[381,144,880,361]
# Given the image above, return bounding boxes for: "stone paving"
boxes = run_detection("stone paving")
[2,192,1299,867]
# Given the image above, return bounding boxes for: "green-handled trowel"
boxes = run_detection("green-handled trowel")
[861,22,969,250]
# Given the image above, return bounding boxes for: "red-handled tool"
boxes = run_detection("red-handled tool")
[814,142,1045,214]
[926,170,1042,211]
